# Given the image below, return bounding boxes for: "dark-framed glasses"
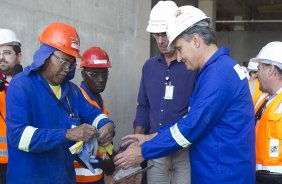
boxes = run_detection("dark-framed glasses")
[0,50,15,57]
[52,54,77,71]
[84,71,109,78]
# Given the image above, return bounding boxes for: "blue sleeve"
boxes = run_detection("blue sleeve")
[133,67,150,131]
[142,68,231,160]
[6,79,66,153]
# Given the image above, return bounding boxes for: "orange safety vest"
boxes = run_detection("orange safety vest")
[249,79,262,104]
[75,88,109,183]
[255,90,282,173]
[0,91,7,164]
[80,87,109,115]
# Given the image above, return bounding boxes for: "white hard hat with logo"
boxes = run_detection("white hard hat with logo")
[166,5,209,46]
[146,1,178,33]
[247,61,258,71]
[0,29,21,46]
[250,41,282,69]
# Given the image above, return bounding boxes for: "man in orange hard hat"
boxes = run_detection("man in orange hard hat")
[5,22,115,184]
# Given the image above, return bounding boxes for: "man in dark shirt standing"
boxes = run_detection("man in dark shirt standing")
[133,1,197,183]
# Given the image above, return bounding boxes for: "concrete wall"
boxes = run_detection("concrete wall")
[0,0,151,147]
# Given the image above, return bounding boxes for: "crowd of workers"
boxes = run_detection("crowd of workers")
[0,1,282,184]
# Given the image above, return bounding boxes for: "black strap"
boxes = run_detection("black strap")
[255,97,269,123]
[0,111,5,123]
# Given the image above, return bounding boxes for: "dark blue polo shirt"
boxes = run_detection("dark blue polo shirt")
[134,53,197,133]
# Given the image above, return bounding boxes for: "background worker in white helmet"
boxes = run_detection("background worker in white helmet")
[247,61,262,103]
[250,42,282,184]
[114,5,255,184]
[74,46,114,184]
[0,28,22,184]
[132,1,197,184]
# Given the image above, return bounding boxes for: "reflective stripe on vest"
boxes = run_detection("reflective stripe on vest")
[256,164,282,173]
[0,136,8,163]
[0,136,6,143]
[255,90,282,170]
[0,150,8,156]
[74,161,103,182]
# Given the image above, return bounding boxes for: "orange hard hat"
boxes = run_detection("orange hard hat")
[39,22,81,58]
[80,47,111,68]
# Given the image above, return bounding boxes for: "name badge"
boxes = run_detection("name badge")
[164,85,174,100]
[269,139,279,157]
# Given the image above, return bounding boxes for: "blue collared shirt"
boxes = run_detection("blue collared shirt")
[134,53,197,133]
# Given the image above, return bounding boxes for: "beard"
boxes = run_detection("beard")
[0,62,10,73]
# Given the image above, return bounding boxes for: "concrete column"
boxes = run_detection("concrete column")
[198,0,217,29]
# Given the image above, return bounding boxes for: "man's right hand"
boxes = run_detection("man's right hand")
[66,123,97,141]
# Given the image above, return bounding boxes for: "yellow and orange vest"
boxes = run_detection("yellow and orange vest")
[0,91,7,164]
[255,89,282,173]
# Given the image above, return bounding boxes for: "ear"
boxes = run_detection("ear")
[268,65,276,77]
[192,33,201,48]
[17,52,22,64]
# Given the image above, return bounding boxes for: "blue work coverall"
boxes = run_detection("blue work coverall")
[142,47,256,184]
[5,44,113,184]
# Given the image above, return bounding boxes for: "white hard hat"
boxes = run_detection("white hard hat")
[0,29,21,46]
[247,61,258,71]
[250,41,282,69]
[146,1,178,33]
[166,5,209,46]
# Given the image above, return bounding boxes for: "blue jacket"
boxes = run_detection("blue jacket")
[6,44,113,184]
[134,54,197,133]
[142,47,256,184]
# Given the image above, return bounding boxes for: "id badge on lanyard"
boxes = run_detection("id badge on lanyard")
[164,82,174,100]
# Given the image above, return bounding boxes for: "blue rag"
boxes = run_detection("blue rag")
[78,136,99,174]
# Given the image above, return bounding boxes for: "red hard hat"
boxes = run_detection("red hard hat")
[80,47,111,68]
[39,22,81,58]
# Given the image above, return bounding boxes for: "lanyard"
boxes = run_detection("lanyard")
[48,89,74,118]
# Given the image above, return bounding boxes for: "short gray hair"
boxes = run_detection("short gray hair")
[178,19,217,45]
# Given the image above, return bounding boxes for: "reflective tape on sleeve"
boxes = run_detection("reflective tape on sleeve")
[170,123,191,148]
[92,114,108,128]
[18,126,38,152]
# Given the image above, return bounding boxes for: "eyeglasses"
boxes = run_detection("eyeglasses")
[0,50,15,57]
[152,33,167,39]
[52,54,77,71]
[84,71,109,78]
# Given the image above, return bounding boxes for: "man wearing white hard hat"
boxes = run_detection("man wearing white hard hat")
[114,5,255,184]
[0,28,22,184]
[132,1,197,183]
[247,61,262,103]
[250,41,282,184]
